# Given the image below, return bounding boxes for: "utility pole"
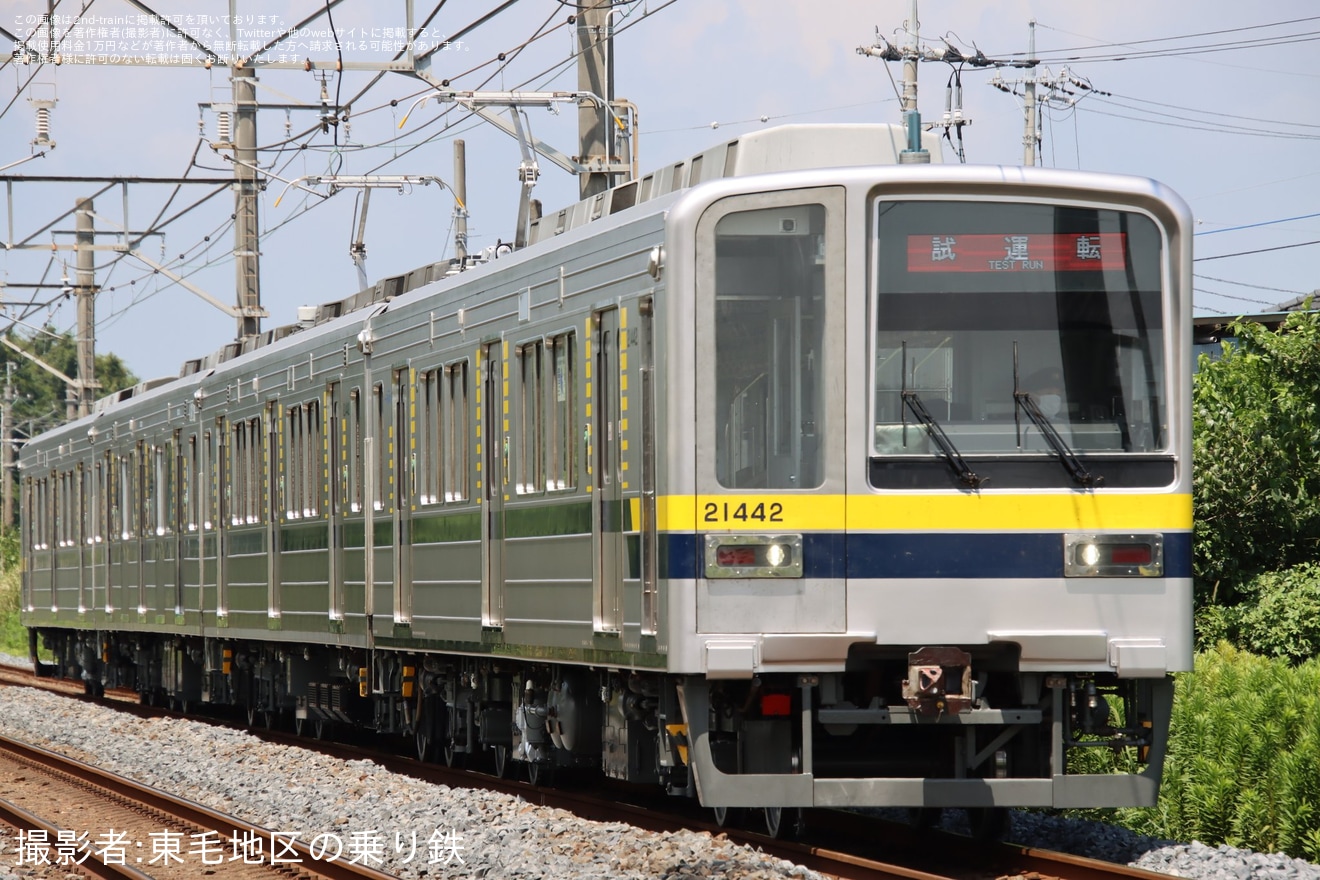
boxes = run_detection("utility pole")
[1023,20,1038,166]
[233,64,263,340]
[856,0,930,164]
[899,0,929,163]
[576,1,616,198]
[988,21,1104,167]
[453,139,469,262]
[75,197,97,418]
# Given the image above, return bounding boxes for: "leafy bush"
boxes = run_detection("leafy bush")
[1193,603,1236,653]
[1113,645,1320,860]
[1233,564,1320,663]
[0,560,26,658]
[1193,307,1320,607]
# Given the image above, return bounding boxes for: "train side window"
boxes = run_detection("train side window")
[93,460,105,544]
[78,464,88,548]
[43,476,51,550]
[203,430,216,530]
[372,383,386,511]
[446,361,469,502]
[118,452,134,539]
[517,340,544,495]
[139,441,154,538]
[153,445,170,536]
[232,418,263,526]
[285,404,301,519]
[258,414,271,525]
[418,368,442,505]
[231,423,245,526]
[53,472,64,547]
[348,388,363,513]
[306,401,322,517]
[31,477,44,550]
[108,454,120,541]
[252,417,263,525]
[547,333,576,491]
[182,436,194,531]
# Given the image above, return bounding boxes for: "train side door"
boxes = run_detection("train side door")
[693,188,847,635]
[481,342,505,629]
[592,307,623,634]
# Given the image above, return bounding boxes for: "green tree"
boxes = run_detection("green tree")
[1192,307,1320,607]
[0,326,136,431]
[0,326,137,528]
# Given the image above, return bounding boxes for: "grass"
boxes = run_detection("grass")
[0,562,28,658]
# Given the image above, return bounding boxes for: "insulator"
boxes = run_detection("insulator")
[33,106,52,146]
[217,111,232,143]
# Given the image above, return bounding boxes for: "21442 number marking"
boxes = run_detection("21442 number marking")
[703,501,784,524]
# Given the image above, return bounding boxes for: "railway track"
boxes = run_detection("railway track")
[0,663,1175,880]
[0,731,401,880]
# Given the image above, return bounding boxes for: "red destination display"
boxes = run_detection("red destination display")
[906,232,1128,273]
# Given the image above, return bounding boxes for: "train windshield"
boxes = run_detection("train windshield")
[871,200,1167,464]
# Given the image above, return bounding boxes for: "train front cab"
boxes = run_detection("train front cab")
[666,167,1194,814]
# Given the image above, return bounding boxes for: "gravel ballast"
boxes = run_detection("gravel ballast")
[0,681,1317,880]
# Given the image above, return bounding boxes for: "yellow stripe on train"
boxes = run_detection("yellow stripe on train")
[659,493,1192,532]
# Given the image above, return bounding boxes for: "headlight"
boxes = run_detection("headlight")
[704,534,803,578]
[1064,533,1163,577]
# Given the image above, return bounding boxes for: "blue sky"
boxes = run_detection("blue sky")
[2,0,1317,382]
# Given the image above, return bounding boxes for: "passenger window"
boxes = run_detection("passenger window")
[712,204,827,489]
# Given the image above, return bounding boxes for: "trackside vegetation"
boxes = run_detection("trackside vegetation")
[0,543,23,657]
[1115,646,1320,861]
[1087,308,1320,860]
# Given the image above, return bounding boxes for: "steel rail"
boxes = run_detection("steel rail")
[0,733,400,880]
[0,794,156,880]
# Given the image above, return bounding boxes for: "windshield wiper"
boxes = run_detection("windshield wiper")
[902,391,985,489]
[1014,392,1103,487]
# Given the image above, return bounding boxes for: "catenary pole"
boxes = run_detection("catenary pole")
[576,1,616,198]
[75,198,97,418]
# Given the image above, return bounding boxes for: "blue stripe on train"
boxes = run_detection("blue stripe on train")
[661,532,1192,580]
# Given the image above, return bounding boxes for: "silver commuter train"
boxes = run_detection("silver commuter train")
[21,123,1193,834]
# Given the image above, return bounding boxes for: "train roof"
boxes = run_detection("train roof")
[58,122,939,426]
[166,124,938,380]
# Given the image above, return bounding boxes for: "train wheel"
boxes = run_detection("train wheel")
[527,761,551,786]
[415,729,431,763]
[712,806,741,828]
[492,744,511,779]
[443,740,465,768]
[763,807,804,840]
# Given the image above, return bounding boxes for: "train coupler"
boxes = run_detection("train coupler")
[901,647,973,716]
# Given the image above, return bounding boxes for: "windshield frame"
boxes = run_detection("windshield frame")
[867,194,1175,490]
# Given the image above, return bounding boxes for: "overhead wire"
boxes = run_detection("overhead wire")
[1195,240,1320,261]
[10,0,679,349]
[1194,274,1305,295]
[80,2,586,327]
[1031,16,1320,57]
